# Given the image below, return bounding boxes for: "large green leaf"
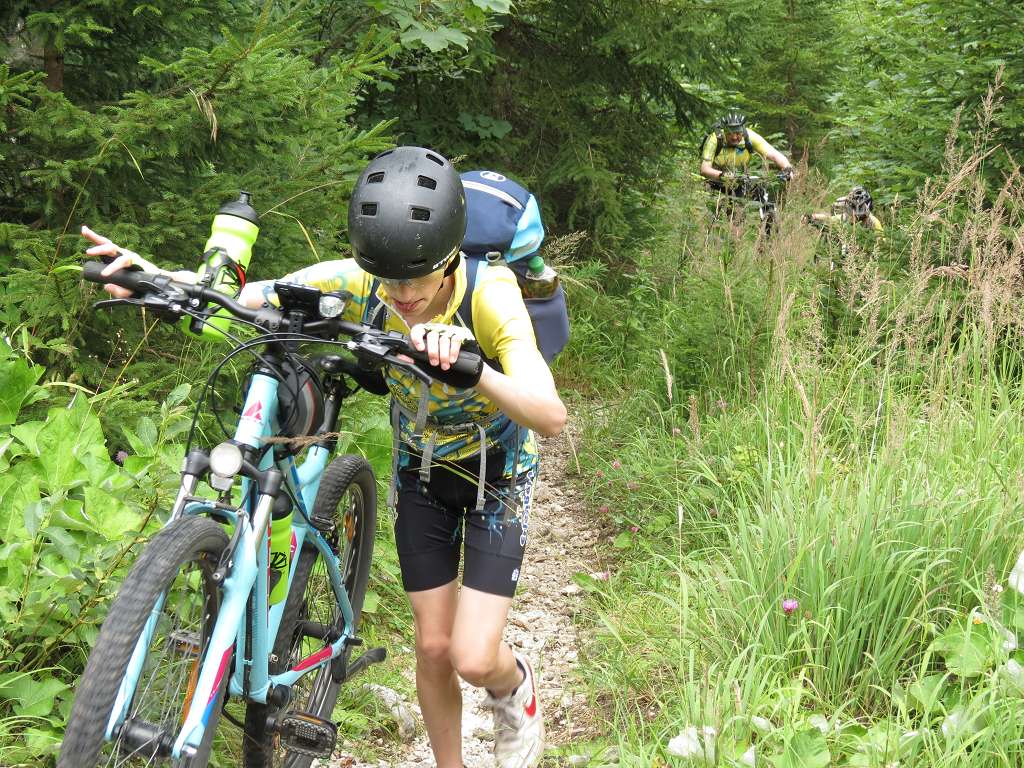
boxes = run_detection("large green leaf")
[0,349,44,426]
[767,727,830,768]
[929,615,1004,678]
[0,675,68,718]
[35,397,108,492]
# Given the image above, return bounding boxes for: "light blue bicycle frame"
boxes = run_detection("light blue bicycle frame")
[103,371,360,759]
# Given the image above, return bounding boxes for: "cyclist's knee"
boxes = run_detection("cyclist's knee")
[449,642,500,686]
[415,631,453,669]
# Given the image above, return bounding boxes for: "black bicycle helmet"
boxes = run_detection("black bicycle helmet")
[721,111,747,130]
[846,186,873,217]
[348,146,467,280]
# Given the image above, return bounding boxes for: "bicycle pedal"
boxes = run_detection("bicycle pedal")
[277,712,337,758]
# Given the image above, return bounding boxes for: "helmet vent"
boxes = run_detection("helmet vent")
[425,153,444,166]
[417,175,437,190]
[367,172,385,183]
[361,203,378,216]
[410,207,431,222]
[408,258,427,268]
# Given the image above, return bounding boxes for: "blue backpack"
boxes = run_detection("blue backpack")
[458,170,569,364]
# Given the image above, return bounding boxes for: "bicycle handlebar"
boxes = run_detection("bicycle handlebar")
[80,261,484,382]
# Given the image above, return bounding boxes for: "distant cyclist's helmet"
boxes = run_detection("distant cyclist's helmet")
[348,146,467,280]
[846,186,873,217]
[721,112,747,131]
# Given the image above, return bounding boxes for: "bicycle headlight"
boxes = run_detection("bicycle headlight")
[209,441,243,485]
[319,294,345,318]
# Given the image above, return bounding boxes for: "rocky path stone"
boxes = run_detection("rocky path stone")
[328,427,602,767]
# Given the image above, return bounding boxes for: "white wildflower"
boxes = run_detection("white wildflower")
[667,725,715,762]
[941,710,962,738]
[808,714,829,734]
[750,716,773,734]
[1003,627,1017,652]
[740,745,756,766]
[667,727,701,758]
[1007,550,1024,595]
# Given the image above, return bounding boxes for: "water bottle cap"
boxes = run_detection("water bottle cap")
[217,190,260,225]
[528,255,545,275]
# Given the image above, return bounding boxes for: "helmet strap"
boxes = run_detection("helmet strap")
[443,252,461,277]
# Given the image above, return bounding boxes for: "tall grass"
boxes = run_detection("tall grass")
[567,91,1024,765]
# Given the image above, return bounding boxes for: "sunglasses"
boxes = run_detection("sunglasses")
[378,265,448,291]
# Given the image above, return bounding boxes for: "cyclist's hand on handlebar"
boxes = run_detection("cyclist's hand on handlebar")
[409,322,472,371]
[780,167,795,180]
[407,323,482,388]
[81,226,144,298]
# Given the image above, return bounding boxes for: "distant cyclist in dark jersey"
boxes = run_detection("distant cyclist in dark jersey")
[83,147,565,768]
[699,111,795,191]
[807,186,884,234]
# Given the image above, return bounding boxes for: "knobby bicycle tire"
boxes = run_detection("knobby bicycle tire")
[242,455,377,768]
[59,516,230,768]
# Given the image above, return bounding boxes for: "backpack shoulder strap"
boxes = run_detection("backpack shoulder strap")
[455,257,484,335]
[364,279,387,329]
[743,128,754,155]
[712,128,726,161]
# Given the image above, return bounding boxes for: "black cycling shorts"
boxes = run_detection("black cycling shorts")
[394,449,537,598]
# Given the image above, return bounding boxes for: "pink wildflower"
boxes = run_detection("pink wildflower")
[612,459,622,469]
[782,598,799,616]
[630,525,640,533]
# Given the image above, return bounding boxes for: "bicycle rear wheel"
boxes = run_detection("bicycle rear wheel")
[243,455,376,768]
[59,516,230,768]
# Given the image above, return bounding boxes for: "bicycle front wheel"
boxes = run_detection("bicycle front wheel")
[243,455,376,768]
[59,515,230,768]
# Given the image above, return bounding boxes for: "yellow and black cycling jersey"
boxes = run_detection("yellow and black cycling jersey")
[703,128,775,172]
[250,258,540,477]
[823,211,884,233]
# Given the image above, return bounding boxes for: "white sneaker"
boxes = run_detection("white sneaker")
[484,652,544,768]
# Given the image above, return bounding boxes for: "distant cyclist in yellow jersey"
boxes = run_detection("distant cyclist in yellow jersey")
[699,111,794,188]
[808,186,883,234]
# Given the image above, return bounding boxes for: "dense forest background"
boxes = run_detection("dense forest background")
[2,0,1024,764]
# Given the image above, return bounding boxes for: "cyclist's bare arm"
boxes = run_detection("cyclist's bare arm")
[475,345,566,437]
[700,160,726,180]
[764,146,794,174]
[82,226,197,298]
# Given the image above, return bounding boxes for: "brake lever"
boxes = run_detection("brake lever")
[346,333,433,385]
[92,297,147,311]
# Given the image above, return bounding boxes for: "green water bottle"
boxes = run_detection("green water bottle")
[186,191,260,339]
[519,255,560,299]
[268,509,293,605]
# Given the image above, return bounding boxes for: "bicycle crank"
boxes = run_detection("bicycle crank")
[277,712,338,758]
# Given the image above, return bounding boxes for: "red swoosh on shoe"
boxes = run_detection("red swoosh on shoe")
[524,693,537,717]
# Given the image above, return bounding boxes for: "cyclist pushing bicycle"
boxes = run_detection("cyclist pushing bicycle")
[76,146,565,768]
[698,112,795,237]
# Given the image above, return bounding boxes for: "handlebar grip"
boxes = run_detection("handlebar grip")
[405,345,485,389]
[81,260,150,293]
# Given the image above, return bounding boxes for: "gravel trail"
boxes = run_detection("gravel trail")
[329,428,602,767]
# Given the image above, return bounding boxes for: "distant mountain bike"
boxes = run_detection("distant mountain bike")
[59,263,481,767]
[704,171,792,244]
